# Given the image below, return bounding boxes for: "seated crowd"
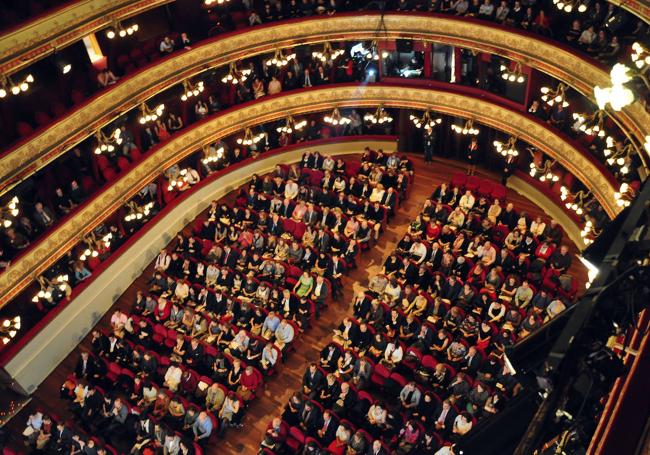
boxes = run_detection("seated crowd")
[22,152,412,454]
[261,161,578,454]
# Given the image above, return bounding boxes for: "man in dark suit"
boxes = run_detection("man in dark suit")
[326,256,345,299]
[316,410,337,446]
[369,440,389,455]
[75,351,95,380]
[311,276,330,317]
[299,401,322,435]
[461,346,483,374]
[381,187,397,214]
[428,243,443,271]
[221,245,239,268]
[433,400,457,437]
[316,229,331,252]
[302,363,325,398]
[278,199,294,218]
[267,213,284,236]
[52,422,73,452]
[303,204,319,225]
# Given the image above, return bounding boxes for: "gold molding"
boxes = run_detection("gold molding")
[0,0,173,75]
[0,85,618,308]
[2,13,647,195]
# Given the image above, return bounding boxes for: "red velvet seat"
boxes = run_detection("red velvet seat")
[16,121,34,137]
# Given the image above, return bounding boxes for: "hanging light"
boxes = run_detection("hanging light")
[603,140,635,174]
[201,143,225,165]
[540,83,570,108]
[613,182,635,208]
[265,48,297,68]
[236,128,267,146]
[593,46,650,112]
[323,107,351,126]
[124,201,155,222]
[451,119,480,135]
[410,110,442,129]
[106,21,139,39]
[138,102,165,124]
[276,115,307,134]
[631,42,650,70]
[529,158,560,182]
[363,106,393,124]
[0,74,34,98]
[500,62,526,83]
[560,186,591,216]
[312,42,345,63]
[93,127,123,154]
[220,62,251,85]
[1,316,21,344]
[1,196,19,229]
[204,0,230,4]
[580,219,602,245]
[493,136,520,157]
[571,109,609,138]
[552,0,587,13]
[180,79,205,101]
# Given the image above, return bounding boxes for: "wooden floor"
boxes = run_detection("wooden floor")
[4,154,587,454]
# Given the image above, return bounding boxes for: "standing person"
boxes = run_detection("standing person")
[423,126,436,163]
[466,136,479,176]
[501,152,517,185]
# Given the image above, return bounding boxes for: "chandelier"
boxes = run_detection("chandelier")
[276,115,307,134]
[106,21,139,39]
[493,137,519,157]
[614,182,635,208]
[364,106,393,124]
[645,135,650,154]
[323,107,351,126]
[180,79,205,101]
[540,83,569,108]
[32,275,70,304]
[236,128,267,146]
[138,102,165,125]
[1,196,19,228]
[603,141,634,174]
[265,48,296,68]
[202,143,225,165]
[552,0,587,13]
[529,159,560,182]
[79,231,112,261]
[571,109,609,138]
[451,119,480,135]
[410,110,442,129]
[312,42,345,63]
[594,47,650,112]
[500,62,526,83]
[1,316,21,345]
[93,128,123,154]
[204,0,229,5]
[0,73,34,98]
[221,62,252,85]
[560,186,591,216]
[124,201,155,222]
[580,219,601,245]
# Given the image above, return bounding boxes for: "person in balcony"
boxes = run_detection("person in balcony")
[167,112,184,133]
[159,36,174,55]
[33,201,56,231]
[155,119,170,142]
[97,68,118,88]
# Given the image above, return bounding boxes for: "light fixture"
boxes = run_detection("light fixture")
[180,79,205,101]
[138,102,165,124]
[571,109,609,138]
[552,0,587,13]
[580,219,602,245]
[32,275,69,305]
[124,201,155,222]
[236,128,267,146]
[560,186,591,216]
[1,316,21,345]
[631,42,650,70]
[594,47,650,112]
[323,107,351,126]
[529,159,560,182]
[500,62,526,83]
[451,119,480,135]
[363,106,393,124]
[409,110,443,129]
[201,143,225,165]
[205,0,230,4]
[613,182,635,208]
[106,21,139,39]
[276,115,307,134]
[644,135,650,154]
[93,127,123,154]
[602,141,634,174]
[311,42,345,63]
[265,48,296,68]
[220,62,251,85]
[493,137,520,157]
[1,196,19,229]
[540,83,569,108]
[0,74,34,98]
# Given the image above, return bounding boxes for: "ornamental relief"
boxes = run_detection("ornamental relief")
[0,86,619,307]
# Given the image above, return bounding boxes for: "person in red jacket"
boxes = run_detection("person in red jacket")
[237,366,261,401]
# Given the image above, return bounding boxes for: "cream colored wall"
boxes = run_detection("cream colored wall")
[4,139,396,394]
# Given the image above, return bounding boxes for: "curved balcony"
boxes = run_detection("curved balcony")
[1,13,647,197]
[0,83,619,311]
[0,0,172,75]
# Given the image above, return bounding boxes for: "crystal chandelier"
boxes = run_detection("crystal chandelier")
[603,140,634,174]
[1,316,21,345]
[202,143,225,165]
[93,128,123,154]
[0,73,34,98]
[529,159,560,182]
[540,83,569,108]
[138,102,165,124]
[265,49,296,68]
[221,62,252,85]
[594,45,650,112]
[364,106,393,124]
[451,119,480,135]
[236,128,267,146]
[106,21,139,39]
[493,137,519,157]
[410,110,442,129]
[1,196,19,228]
[276,115,307,134]
[323,107,351,126]
[180,79,205,101]
[560,186,591,215]
[500,62,526,83]
[124,201,155,222]
[312,42,345,63]
[360,40,388,61]
[551,0,587,13]
[571,109,609,138]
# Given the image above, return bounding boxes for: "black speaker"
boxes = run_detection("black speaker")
[396,39,413,53]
